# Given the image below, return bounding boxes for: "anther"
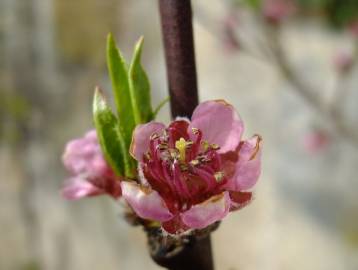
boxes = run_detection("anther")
[210,143,220,150]
[144,152,151,161]
[169,149,180,159]
[201,140,210,151]
[180,164,189,171]
[191,127,199,134]
[157,143,168,151]
[161,130,169,141]
[150,133,159,140]
[214,171,225,182]
[190,159,200,166]
[198,155,211,163]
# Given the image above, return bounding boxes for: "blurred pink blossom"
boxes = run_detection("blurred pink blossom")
[303,130,330,154]
[348,20,358,38]
[333,49,354,73]
[262,0,296,24]
[221,14,240,52]
[121,100,262,234]
[62,130,121,200]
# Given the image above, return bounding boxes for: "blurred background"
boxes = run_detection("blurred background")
[1,0,358,269]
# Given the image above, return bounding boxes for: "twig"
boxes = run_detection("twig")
[195,2,358,145]
[262,24,358,145]
[330,41,358,122]
[193,4,272,64]
[148,1,215,270]
[159,0,199,119]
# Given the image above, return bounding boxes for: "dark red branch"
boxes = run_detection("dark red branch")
[159,0,199,119]
[148,1,214,270]
[150,233,214,270]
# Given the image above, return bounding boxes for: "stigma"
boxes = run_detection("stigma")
[175,137,189,162]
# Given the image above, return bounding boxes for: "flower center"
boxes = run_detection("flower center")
[142,120,228,213]
[175,137,189,162]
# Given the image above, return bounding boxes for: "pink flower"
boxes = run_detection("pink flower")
[122,100,262,234]
[221,14,240,52]
[62,130,121,200]
[333,49,354,73]
[303,130,330,154]
[348,20,358,38]
[262,0,296,24]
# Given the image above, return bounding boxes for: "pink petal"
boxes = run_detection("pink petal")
[189,100,244,154]
[121,181,173,222]
[84,129,97,141]
[130,122,165,161]
[61,177,103,200]
[62,140,89,174]
[229,191,252,211]
[226,135,262,191]
[62,130,103,175]
[181,191,231,229]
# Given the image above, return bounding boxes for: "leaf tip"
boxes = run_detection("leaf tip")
[134,36,144,54]
[93,86,107,112]
[107,32,115,45]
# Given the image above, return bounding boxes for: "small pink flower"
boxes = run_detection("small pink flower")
[303,130,330,154]
[221,14,240,52]
[122,100,262,234]
[348,20,358,38]
[62,130,121,200]
[333,49,354,73]
[262,0,296,24]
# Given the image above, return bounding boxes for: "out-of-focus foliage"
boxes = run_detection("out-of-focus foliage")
[54,0,120,67]
[298,0,358,28]
[238,0,358,29]
[242,0,261,9]
[0,90,31,144]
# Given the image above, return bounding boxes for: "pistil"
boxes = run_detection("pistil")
[175,137,188,162]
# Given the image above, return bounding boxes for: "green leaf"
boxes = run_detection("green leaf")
[93,87,134,177]
[128,37,153,123]
[106,33,136,148]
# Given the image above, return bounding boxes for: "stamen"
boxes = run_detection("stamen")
[180,164,189,171]
[201,140,210,151]
[190,159,200,166]
[144,152,151,161]
[214,171,225,182]
[161,130,169,141]
[157,143,168,151]
[198,155,211,163]
[210,143,220,150]
[191,127,199,134]
[186,140,194,147]
[150,133,159,140]
[169,149,180,160]
[160,151,171,161]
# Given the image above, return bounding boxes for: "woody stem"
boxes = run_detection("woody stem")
[147,0,214,270]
